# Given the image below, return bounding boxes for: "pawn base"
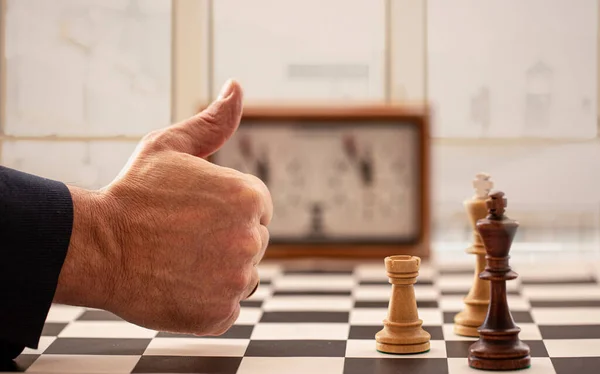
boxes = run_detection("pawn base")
[376,341,430,355]
[453,304,488,337]
[453,323,480,338]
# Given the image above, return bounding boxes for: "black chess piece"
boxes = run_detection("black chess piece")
[468,191,531,371]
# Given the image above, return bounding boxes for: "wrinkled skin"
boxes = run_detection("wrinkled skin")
[54,80,272,336]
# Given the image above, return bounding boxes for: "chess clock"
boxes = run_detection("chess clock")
[209,105,431,259]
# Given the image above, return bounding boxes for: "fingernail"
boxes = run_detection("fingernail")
[217,79,235,100]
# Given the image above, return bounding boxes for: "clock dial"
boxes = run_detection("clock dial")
[212,120,422,243]
[320,126,419,239]
[215,126,312,237]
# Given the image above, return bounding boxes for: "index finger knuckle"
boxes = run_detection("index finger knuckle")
[237,183,263,215]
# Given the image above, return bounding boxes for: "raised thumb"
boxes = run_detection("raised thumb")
[160,79,243,157]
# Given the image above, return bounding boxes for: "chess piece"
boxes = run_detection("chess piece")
[375,255,431,354]
[454,173,493,337]
[468,191,531,370]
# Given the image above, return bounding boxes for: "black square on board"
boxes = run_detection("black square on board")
[260,311,349,323]
[76,310,124,321]
[245,340,347,357]
[441,289,521,296]
[445,340,548,358]
[348,325,444,340]
[0,355,39,372]
[539,325,600,339]
[240,300,263,308]
[522,277,597,285]
[132,356,242,374]
[283,269,354,275]
[530,300,600,307]
[445,341,475,358]
[552,357,600,374]
[41,323,68,336]
[359,280,390,286]
[354,300,438,309]
[538,325,600,339]
[343,358,449,374]
[273,290,352,296]
[44,338,151,355]
[359,279,434,286]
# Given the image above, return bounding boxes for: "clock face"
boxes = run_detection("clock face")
[212,120,422,244]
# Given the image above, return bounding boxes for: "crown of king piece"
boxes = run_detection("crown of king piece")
[473,173,493,199]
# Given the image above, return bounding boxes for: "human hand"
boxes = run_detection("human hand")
[55,80,272,336]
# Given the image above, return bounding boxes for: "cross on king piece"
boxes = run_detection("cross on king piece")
[473,173,493,199]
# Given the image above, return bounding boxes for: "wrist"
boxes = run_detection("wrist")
[54,186,118,310]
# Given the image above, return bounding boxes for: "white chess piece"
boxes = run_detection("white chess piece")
[454,172,494,337]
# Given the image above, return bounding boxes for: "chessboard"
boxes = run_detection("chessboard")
[3,259,600,374]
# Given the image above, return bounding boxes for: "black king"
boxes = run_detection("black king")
[468,191,531,371]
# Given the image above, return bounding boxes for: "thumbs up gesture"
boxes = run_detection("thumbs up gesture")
[55,80,273,336]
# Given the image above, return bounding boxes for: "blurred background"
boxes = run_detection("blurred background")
[0,0,598,261]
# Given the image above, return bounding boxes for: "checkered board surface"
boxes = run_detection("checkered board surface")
[4,260,600,374]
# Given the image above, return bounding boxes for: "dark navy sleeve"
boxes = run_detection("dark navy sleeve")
[0,166,73,360]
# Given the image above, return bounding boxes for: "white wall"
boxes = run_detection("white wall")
[427,0,599,228]
[1,0,170,189]
[427,0,597,139]
[1,0,598,231]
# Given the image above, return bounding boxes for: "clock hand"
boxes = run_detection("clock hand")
[359,147,374,187]
[256,150,270,185]
[360,156,374,186]
[342,133,372,185]
[342,133,359,162]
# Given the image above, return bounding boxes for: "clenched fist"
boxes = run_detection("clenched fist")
[54,80,273,336]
